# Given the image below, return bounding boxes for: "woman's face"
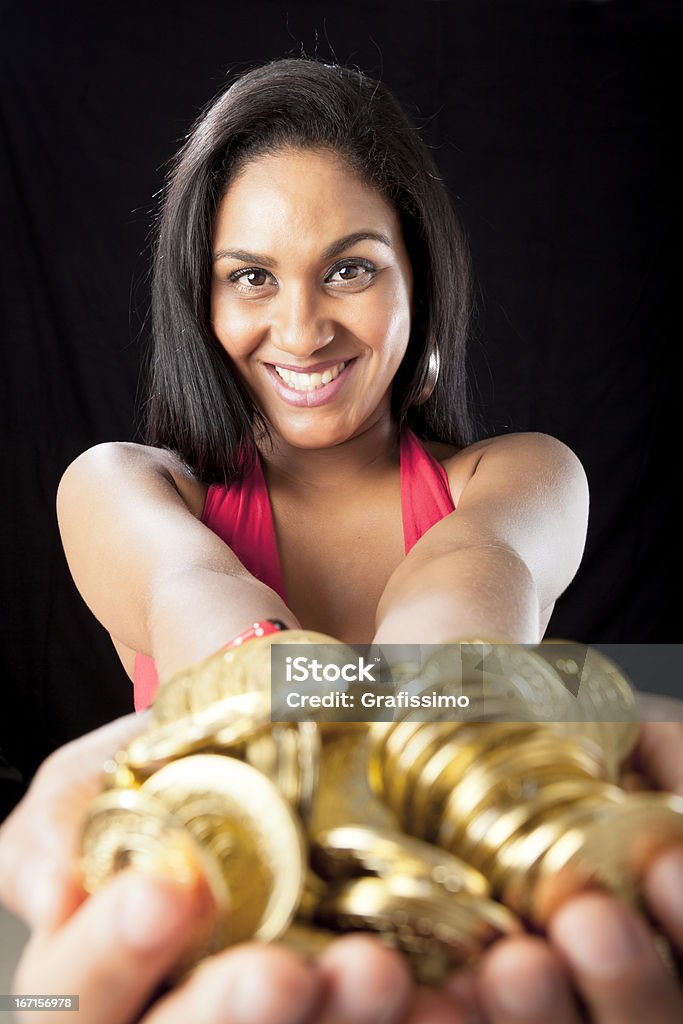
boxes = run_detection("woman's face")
[210,146,413,449]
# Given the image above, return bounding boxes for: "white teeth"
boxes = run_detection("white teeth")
[274,361,347,391]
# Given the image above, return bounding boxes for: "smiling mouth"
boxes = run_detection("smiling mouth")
[270,359,353,392]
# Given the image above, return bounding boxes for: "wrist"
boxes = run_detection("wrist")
[219,618,289,650]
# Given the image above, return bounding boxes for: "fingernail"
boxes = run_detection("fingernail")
[551,895,647,978]
[116,872,198,952]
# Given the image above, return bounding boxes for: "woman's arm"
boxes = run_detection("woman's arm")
[373,432,589,645]
[56,442,300,682]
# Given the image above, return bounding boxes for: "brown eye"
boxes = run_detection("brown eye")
[327,260,376,286]
[235,268,269,287]
[227,266,276,295]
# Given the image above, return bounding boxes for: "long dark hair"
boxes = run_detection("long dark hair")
[145,57,475,483]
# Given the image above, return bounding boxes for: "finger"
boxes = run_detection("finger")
[402,986,472,1024]
[14,868,211,1024]
[644,845,683,953]
[140,942,321,1024]
[442,968,485,1021]
[549,892,683,1023]
[477,934,581,1024]
[0,711,150,928]
[634,717,683,795]
[315,934,413,1023]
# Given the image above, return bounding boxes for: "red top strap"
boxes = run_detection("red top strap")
[399,429,456,554]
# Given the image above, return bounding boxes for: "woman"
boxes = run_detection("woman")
[1,57,682,1023]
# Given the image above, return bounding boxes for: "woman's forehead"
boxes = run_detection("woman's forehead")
[214,147,402,250]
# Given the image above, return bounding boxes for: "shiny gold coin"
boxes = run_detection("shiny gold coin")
[371,721,436,804]
[311,824,489,896]
[461,779,625,875]
[126,690,273,773]
[419,642,575,722]
[309,729,398,835]
[140,754,306,944]
[437,730,608,852]
[532,791,683,923]
[242,722,320,824]
[314,874,521,979]
[493,794,624,914]
[79,787,229,964]
[408,723,541,839]
[384,722,472,819]
[536,641,639,773]
[150,629,343,726]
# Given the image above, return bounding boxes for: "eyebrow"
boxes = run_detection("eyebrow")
[212,230,393,267]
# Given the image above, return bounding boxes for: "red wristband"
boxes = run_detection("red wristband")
[222,619,288,650]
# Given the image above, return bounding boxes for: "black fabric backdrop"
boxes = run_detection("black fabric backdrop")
[1,0,680,815]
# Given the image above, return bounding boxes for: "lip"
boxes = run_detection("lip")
[264,358,357,408]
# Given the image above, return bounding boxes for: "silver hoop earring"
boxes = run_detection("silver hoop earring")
[414,347,440,405]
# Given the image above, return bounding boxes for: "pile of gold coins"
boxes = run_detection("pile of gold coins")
[78,633,683,984]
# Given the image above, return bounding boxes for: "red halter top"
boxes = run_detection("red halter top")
[133,429,455,711]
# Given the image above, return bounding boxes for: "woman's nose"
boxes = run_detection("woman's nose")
[271,283,334,355]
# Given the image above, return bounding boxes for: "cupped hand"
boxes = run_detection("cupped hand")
[0,713,475,1024]
[453,713,683,1023]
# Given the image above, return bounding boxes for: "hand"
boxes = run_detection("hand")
[446,713,683,1023]
[0,713,473,1024]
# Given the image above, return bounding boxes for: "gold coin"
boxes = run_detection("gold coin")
[537,641,639,765]
[437,730,608,852]
[150,629,343,726]
[140,754,306,944]
[408,723,540,839]
[311,824,489,896]
[309,729,399,835]
[461,779,625,875]
[79,787,230,964]
[371,721,432,803]
[493,794,622,914]
[384,722,470,820]
[243,722,320,824]
[532,791,683,923]
[419,642,574,722]
[314,874,521,977]
[126,690,273,773]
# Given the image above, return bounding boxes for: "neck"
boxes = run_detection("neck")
[258,412,402,492]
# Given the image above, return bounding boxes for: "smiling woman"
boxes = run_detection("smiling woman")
[3,55,681,1024]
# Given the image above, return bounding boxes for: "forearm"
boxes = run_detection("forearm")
[147,567,301,681]
[373,544,541,646]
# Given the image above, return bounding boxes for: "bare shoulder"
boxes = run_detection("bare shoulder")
[441,431,588,507]
[58,440,208,519]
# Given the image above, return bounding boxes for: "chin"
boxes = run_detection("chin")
[266,416,360,450]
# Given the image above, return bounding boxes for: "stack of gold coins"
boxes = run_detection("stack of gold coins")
[307,824,521,983]
[79,632,525,981]
[78,636,683,983]
[368,641,683,926]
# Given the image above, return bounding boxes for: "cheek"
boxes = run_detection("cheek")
[210,294,258,362]
[368,282,412,358]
